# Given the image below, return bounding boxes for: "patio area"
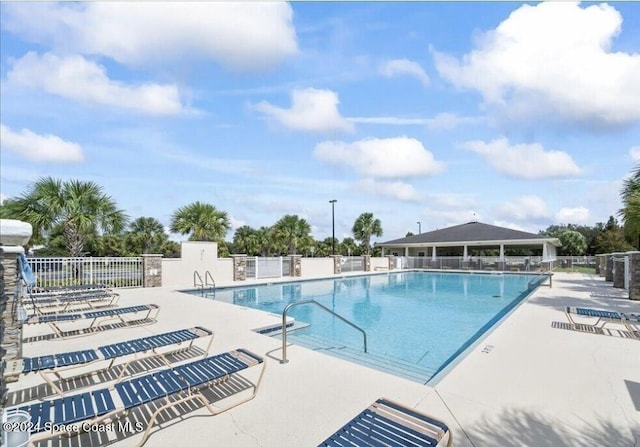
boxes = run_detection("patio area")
[6,272,640,446]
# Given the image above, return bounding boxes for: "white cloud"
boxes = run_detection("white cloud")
[7,52,188,115]
[424,193,476,209]
[555,207,591,224]
[253,88,354,134]
[462,137,583,180]
[426,113,477,131]
[1,123,83,163]
[314,137,445,178]
[379,59,430,86]
[348,112,481,131]
[492,220,541,234]
[433,2,640,128]
[356,178,420,202]
[630,146,640,163]
[228,214,247,232]
[421,209,481,229]
[496,195,551,221]
[0,193,6,205]
[3,3,297,70]
[349,117,430,125]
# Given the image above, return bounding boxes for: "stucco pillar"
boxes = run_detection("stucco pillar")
[431,246,437,261]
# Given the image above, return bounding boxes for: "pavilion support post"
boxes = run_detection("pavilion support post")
[431,247,437,269]
[462,245,470,269]
[497,244,506,271]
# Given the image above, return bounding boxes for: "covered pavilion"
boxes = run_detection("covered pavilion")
[377,221,560,263]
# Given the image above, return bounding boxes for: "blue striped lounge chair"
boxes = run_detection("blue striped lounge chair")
[565,306,640,335]
[318,398,452,447]
[17,253,118,313]
[3,327,214,397]
[25,289,120,315]
[25,304,160,338]
[4,348,265,447]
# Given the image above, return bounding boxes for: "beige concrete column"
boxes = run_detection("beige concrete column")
[142,254,162,287]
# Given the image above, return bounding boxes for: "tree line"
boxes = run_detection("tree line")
[2,172,639,258]
[0,177,383,258]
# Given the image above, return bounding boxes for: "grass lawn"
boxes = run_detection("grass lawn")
[553,266,596,274]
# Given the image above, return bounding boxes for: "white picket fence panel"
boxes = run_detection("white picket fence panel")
[26,256,143,289]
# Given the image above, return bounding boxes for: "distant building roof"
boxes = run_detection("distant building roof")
[379,221,559,246]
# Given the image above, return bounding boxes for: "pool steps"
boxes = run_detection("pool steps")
[279,332,436,384]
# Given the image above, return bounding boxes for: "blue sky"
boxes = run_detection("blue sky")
[1,2,639,244]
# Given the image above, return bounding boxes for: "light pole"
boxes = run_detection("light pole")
[417,221,421,234]
[329,199,337,255]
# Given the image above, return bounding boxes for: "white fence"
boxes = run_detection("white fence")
[554,256,597,268]
[400,256,553,272]
[26,256,144,289]
[341,256,365,273]
[245,257,292,280]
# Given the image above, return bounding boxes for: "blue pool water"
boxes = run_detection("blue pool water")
[186,271,544,382]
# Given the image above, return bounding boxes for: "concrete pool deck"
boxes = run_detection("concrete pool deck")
[6,272,640,446]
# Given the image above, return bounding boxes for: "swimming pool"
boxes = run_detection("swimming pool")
[186,271,545,383]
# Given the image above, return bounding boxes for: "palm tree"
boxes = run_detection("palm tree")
[558,230,587,268]
[272,214,312,255]
[340,237,360,256]
[170,202,230,242]
[11,177,127,256]
[128,217,168,254]
[256,226,277,256]
[232,225,260,255]
[619,164,640,248]
[352,212,383,255]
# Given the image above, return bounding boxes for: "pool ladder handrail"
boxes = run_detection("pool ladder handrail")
[527,272,553,290]
[193,270,216,295]
[204,271,216,290]
[193,270,203,288]
[280,299,367,364]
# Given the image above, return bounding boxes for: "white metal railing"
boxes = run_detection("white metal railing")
[245,257,291,279]
[399,256,555,272]
[341,256,364,273]
[555,256,597,268]
[26,256,143,289]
